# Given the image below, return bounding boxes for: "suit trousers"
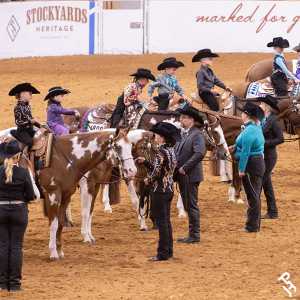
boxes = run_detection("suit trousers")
[110,94,125,128]
[178,177,200,239]
[0,203,28,291]
[152,192,173,259]
[261,157,278,216]
[243,155,265,232]
[198,90,219,112]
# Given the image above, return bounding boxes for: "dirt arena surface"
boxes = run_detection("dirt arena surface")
[0,53,299,299]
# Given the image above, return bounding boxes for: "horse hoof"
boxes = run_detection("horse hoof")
[227,199,235,203]
[90,239,95,244]
[104,209,112,213]
[50,257,60,262]
[140,228,149,232]
[87,240,93,244]
[237,199,244,204]
[178,214,186,218]
[70,222,76,227]
[64,223,69,227]
[221,180,232,184]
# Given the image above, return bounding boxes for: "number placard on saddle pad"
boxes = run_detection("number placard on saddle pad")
[88,123,108,131]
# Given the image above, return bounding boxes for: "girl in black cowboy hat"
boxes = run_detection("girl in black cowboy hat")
[192,49,232,112]
[45,87,80,135]
[292,43,300,80]
[110,68,156,128]
[267,37,300,96]
[9,83,41,151]
[148,57,187,110]
[0,140,38,292]
[137,122,180,262]
[228,103,265,233]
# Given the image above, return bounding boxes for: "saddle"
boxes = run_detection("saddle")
[148,95,188,111]
[257,77,296,97]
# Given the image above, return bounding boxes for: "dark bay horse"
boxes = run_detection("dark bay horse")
[38,127,137,261]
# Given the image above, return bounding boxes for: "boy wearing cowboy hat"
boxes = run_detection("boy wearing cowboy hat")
[9,83,41,152]
[148,57,187,110]
[45,87,80,136]
[110,68,156,128]
[267,37,300,96]
[292,43,300,80]
[192,49,232,112]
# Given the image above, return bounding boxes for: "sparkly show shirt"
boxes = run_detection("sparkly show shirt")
[123,81,145,106]
[14,101,40,130]
[47,103,76,127]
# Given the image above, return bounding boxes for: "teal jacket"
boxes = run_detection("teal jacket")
[234,122,265,172]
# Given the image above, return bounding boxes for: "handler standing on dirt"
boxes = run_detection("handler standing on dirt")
[0,140,37,292]
[192,49,232,112]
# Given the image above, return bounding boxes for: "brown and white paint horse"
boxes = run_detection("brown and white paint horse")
[38,127,136,261]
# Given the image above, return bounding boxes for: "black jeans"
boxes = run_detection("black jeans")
[152,192,173,260]
[15,129,35,151]
[243,155,265,232]
[271,73,288,96]
[198,90,219,111]
[154,94,170,110]
[110,94,125,128]
[0,203,28,291]
[261,157,278,216]
[178,178,200,240]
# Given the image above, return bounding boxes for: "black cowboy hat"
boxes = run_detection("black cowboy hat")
[256,95,280,112]
[177,105,204,124]
[9,83,40,96]
[292,43,300,52]
[192,49,219,63]
[267,37,290,48]
[44,86,71,101]
[157,57,185,71]
[129,68,156,81]
[237,102,265,121]
[0,140,22,158]
[149,122,181,142]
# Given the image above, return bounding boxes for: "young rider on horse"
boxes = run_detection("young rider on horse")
[192,49,232,112]
[45,86,80,135]
[148,57,187,110]
[292,43,300,80]
[10,83,41,151]
[267,37,300,96]
[110,68,156,128]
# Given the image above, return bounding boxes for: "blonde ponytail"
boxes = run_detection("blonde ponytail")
[4,153,19,183]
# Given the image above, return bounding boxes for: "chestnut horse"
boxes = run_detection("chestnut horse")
[244,58,294,82]
[39,127,137,261]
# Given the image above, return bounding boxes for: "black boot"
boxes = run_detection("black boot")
[34,156,44,170]
[34,172,44,199]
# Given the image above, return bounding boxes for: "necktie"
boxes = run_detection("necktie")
[166,76,177,88]
[176,131,187,158]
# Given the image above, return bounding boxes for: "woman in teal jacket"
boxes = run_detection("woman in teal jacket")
[229,103,265,233]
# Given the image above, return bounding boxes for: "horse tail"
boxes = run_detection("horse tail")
[43,199,48,217]
[244,63,256,82]
[139,182,150,219]
[108,167,121,205]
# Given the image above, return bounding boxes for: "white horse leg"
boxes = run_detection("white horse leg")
[79,177,93,243]
[138,196,149,231]
[126,181,139,210]
[219,160,228,182]
[102,185,112,213]
[225,159,233,181]
[228,186,235,203]
[177,193,186,218]
[49,217,59,261]
[87,212,95,242]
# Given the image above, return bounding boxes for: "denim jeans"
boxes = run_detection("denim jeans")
[0,203,28,291]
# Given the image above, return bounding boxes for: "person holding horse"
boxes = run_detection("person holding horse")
[228,103,265,233]
[110,68,156,128]
[267,37,300,96]
[138,122,180,262]
[0,140,38,292]
[45,86,80,135]
[148,57,187,110]
[292,43,300,80]
[9,83,41,151]
[192,49,232,112]
[175,105,205,244]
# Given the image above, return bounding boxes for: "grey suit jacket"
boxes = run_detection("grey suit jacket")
[174,125,206,183]
[262,113,284,159]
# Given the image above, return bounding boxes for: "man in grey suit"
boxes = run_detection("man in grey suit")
[174,105,206,244]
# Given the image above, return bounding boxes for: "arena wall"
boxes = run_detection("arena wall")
[1,0,300,59]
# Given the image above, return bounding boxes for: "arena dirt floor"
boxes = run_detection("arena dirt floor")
[0,52,300,300]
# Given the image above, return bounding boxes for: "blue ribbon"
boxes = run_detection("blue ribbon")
[166,76,177,88]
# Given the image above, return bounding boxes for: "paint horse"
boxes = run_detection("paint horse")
[38,127,137,261]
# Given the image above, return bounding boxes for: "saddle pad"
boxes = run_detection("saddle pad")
[246,82,275,98]
[293,83,300,96]
[41,133,54,168]
[81,108,93,131]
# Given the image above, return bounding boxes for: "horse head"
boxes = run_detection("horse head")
[107,126,137,178]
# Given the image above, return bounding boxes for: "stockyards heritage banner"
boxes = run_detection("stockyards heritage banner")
[0,1,97,59]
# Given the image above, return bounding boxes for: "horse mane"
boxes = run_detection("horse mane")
[244,63,256,82]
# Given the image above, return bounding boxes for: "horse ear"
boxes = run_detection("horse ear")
[115,125,121,137]
[125,125,131,134]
